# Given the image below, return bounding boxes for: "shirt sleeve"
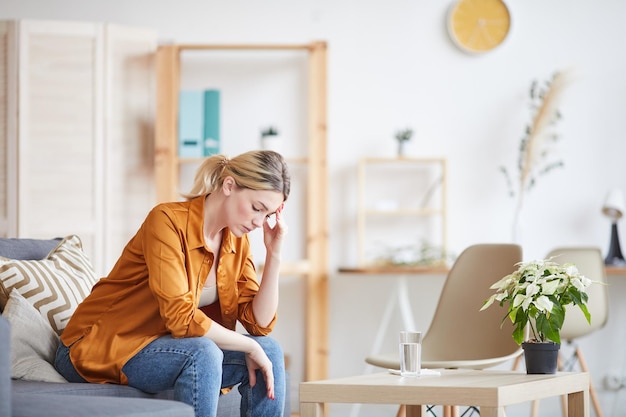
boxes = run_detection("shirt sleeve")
[235,240,277,336]
[142,205,212,338]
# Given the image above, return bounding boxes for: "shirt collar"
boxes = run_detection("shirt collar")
[188,195,235,254]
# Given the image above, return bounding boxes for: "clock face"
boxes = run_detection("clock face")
[447,0,511,54]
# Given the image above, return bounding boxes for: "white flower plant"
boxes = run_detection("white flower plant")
[481,258,593,345]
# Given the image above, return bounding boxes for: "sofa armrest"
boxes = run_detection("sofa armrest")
[0,316,12,417]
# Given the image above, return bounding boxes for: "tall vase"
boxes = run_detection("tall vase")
[397,140,407,158]
[261,135,281,153]
[522,342,560,374]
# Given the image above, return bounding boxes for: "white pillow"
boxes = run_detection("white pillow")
[2,289,67,382]
[0,235,98,335]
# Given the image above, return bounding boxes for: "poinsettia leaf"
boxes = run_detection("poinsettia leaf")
[537,314,561,344]
[513,325,525,345]
[550,303,565,329]
[577,303,592,324]
[511,308,528,344]
[568,286,589,307]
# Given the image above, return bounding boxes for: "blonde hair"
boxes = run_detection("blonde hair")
[182,150,291,201]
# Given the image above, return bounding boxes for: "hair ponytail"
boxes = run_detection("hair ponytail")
[181,150,290,201]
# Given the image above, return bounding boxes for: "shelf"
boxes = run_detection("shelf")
[357,157,447,267]
[339,264,626,278]
[605,266,626,276]
[340,265,626,276]
[155,41,328,382]
[258,260,310,278]
[364,208,444,216]
[178,156,308,165]
[361,156,447,164]
[338,265,449,275]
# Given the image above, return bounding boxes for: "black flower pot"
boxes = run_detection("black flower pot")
[522,342,560,374]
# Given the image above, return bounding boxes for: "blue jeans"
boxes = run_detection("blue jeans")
[55,335,285,417]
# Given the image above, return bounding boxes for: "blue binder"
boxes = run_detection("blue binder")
[203,90,220,156]
[178,91,204,158]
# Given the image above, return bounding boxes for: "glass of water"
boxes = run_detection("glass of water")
[399,331,422,377]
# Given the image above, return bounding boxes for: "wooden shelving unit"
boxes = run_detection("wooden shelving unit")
[357,157,448,267]
[154,42,328,381]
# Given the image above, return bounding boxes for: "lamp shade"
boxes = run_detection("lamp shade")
[602,189,625,220]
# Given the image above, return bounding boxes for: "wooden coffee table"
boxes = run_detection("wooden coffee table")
[299,369,589,417]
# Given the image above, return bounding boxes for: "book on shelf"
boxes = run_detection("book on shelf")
[178,90,204,158]
[203,89,220,156]
[177,89,220,158]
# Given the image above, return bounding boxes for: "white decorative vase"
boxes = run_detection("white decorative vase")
[261,135,281,153]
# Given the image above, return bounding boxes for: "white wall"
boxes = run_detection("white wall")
[3,1,626,416]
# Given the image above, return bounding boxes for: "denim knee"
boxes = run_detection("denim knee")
[192,336,224,373]
[122,335,225,417]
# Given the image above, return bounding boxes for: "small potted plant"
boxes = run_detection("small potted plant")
[480,258,593,373]
[394,128,413,157]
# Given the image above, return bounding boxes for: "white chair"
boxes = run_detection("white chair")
[366,243,524,417]
[542,247,608,417]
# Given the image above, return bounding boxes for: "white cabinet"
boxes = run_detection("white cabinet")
[0,20,157,275]
[357,157,448,267]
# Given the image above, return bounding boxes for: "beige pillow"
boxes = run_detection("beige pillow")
[0,235,98,335]
[2,289,67,382]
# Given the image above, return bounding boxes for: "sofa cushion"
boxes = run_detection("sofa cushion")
[0,235,98,334]
[12,393,195,417]
[12,379,242,416]
[2,289,66,382]
[12,379,171,398]
[0,237,61,261]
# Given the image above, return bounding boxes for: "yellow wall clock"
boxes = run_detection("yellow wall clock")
[447,0,511,54]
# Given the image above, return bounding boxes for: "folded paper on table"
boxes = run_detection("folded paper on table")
[388,368,441,376]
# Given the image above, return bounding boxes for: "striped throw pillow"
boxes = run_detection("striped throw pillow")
[0,235,98,335]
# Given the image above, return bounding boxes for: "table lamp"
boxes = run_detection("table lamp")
[602,188,626,266]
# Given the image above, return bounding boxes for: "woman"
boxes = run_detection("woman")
[55,150,290,417]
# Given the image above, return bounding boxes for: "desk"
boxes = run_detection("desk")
[605,266,626,276]
[300,369,590,417]
[338,266,448,417]
[337,267,447,367]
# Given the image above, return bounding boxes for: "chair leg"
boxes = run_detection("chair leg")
[560,347,603,417]
[396,404,406,417]
[530,399,540,417]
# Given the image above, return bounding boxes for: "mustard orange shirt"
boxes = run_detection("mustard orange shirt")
[60,196,276,384]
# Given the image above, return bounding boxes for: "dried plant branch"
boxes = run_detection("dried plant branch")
[501,71,569,240]
[518,72,568,200]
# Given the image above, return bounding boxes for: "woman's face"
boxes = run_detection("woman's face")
[225,182,284,237]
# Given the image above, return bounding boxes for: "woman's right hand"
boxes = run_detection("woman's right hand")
[204,323,275,400]
[245,341,275,400]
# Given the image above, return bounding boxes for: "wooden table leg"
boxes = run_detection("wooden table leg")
[300,402,324,417]
[405,404,426,417]
[567,390,589,417]
[479,407,506,417]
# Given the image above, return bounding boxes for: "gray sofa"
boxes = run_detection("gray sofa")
[0,237,267,417]
[2,313,206,416]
